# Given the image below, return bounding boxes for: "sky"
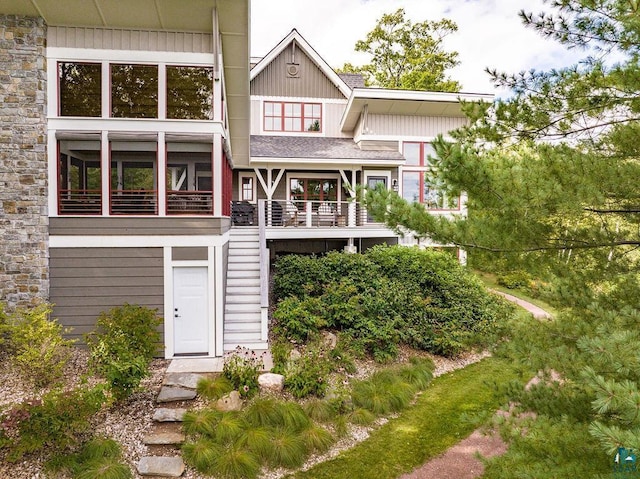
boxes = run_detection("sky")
[250,0,586,96]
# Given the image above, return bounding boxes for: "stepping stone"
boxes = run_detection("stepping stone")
[164,372,204,389]
[143,431,185,445]
[153,408,187,422]
[137,456,185,477]
[157,386,196,403]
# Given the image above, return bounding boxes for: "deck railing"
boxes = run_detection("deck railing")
[58,190,102,215]
[167,191,213,215]
[231,200,375,228]
[110,190,158,215]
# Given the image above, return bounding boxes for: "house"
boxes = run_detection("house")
[0,3,492,360]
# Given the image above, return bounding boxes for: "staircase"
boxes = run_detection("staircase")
[224,227,268,351]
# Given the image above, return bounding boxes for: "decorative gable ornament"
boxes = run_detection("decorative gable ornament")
[286,63,300,78]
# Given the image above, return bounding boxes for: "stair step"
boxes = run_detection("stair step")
[226,294,261,304]
[225,312,262,322]
[226,286,261,295]
[229,242,260,249]
[137,457,185,477]
[153,408,187,422]
[227,278,261,287]
[224,341,269,351]
[157,386,197,403]
[224,321,262,332]
[227,270,260,279]
[224,331,263,342]
[228,255,260,264]
[225,303,261,313]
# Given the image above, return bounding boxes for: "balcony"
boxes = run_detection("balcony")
[58,190,102,215]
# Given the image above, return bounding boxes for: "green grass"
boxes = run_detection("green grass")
[287,357,521,479]
[474,270,559,317]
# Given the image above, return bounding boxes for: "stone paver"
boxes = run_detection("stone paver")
[163,372,204,389]
[143,431,185,445]
[137,456,185,477]
[153,407,187,422]
[157,386,197,403]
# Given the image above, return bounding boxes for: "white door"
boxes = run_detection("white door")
[173,267,209,355]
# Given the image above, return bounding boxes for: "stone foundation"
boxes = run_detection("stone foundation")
[0,15,48,309]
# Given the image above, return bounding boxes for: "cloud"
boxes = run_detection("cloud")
[250,0,585,95]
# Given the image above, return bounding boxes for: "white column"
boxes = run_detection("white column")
[157,132,166,216]
[213,134,223,217]
[101,131,109,216]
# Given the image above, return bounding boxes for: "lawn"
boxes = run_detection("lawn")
[288,357,522,479]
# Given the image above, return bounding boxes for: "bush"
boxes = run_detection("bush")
[86,304,162,400]
[223,348,265,399]
[284,348,331,398]
[272,297,326,343]
[0,303,10,348]
[10,303,75,388]
[48,437,132,479]
[0,386,106,462]
[497,270,533,289]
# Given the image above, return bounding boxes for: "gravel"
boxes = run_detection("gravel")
[0,348,489,479]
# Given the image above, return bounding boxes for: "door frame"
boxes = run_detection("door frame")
[363,170,391,223]
[172,265,209,356]
[163,246,222,358]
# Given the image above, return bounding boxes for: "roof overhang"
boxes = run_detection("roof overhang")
[1,0,250,164]
[250,157,406,168]
[340,88,494,133]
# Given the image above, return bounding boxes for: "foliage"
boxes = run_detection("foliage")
[85,304,161,400]
[283,347,332,399]
[337,8,461,92]
[0,303,10,348]
[0,386,106,462]
[47,437,132,479]
[272,246,513,359]
[197,376,234,402]
[291,358,519,479]
[223,348,266,399]
[182,397,335,478]
[9,303,75,388]
[496,270,533,290]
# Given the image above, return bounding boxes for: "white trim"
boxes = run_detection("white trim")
[213,245,224,356]
[163,247,174,358]
[238,171,257,202]
[157,132,167,217]
[48,47,215,65]
[171,260,209,267]
[47,119,226,136]
[48,130,58,217]
[252,95,347,105]
[50,233,230,249]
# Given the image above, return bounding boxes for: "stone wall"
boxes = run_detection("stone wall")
[0,15,48,309]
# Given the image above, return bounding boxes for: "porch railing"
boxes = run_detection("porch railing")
[59,189,102,215]
[231,200,375,227]
[167,191,213,215]
[110,190,158,215]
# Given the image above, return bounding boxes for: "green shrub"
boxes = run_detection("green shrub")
[284,348,331,398]
[86,304,162,400]
[269,340,292,375]
[0,303,10,348]
[0,386,106,462]
[299,424,334,453]
[10,303,76,388]
[272,297,326,342]
[183,409,223,437]
[497,270,533,289]
[273,254,324,299]
[197,376,234,402]
[182,439,221,474]
[48,437,132,479]
[223,348,265,399]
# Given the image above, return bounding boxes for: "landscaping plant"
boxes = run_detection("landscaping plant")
[85,304,161,400]
[222,348,265,399]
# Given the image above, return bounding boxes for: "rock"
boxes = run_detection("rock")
[216,390,243,412]
[289,349,302,361]
[157,386,196,403]
[258,372,284,392]
[153,408,187,422]
[163,372,204,389]
[137,456,185,477]
[322,331,338,349]
[143,431,185,445]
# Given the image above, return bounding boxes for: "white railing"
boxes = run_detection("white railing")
[260,199,371,227]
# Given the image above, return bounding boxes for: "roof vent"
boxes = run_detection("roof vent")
[286,63,300,78]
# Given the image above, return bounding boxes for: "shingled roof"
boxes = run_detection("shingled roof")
[338,73,366,89]
[251,135,404,161]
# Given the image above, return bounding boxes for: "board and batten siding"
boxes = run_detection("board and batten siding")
[47,26,213,53]
[251,42,345,99]
[365,114,468,138]
[50,247,164,341]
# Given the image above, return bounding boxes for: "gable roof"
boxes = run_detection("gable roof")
[251,29,352,99]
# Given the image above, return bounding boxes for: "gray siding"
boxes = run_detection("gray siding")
[50,247,164,341]
[251,42,345,99]
[172,247,208,261]
[48,26,213,53]
[366,114,468,138]
[50,217,229,236]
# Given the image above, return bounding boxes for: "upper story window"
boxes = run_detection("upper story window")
[264,101,322,132]
[59,62,102,117]
[57,62,214,120]
[166,66,214,120]
[111,64,159,118]
[404,142,436,166]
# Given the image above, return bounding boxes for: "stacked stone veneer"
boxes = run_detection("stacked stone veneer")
[0,15,48,309]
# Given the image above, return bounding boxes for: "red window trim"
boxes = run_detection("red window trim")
[402,170,461,212]
[263,101,322,133]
